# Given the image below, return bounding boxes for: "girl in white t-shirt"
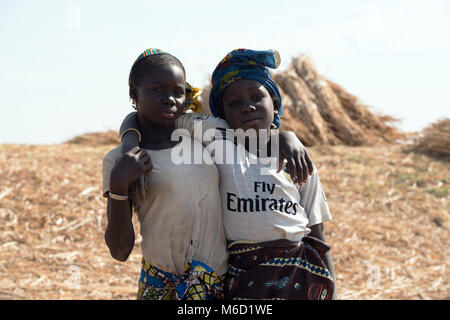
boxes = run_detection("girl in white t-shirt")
[102,48,228,300]
[205,48,337,300]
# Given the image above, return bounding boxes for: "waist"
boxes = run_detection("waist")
[140,258,222,284]
[223,212,309,242]
[227,238,302,250]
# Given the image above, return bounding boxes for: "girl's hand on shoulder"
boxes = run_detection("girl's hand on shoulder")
[278,131,313,185]
[110,147,153,193]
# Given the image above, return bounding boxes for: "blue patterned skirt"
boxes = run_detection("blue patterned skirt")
[137,258,224,300]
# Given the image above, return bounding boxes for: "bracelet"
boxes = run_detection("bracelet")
[109,192,129,201]
[120,128,142,143]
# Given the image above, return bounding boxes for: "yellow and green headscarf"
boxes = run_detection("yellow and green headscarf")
[128,48,202,113]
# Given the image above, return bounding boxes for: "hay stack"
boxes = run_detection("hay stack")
[65,130,119,147]
[275,54,403,146]
[409,118,450,159]
[273,70,339,146]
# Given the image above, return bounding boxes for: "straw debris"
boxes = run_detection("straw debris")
[408,118,450,159]
[0,140,448,299]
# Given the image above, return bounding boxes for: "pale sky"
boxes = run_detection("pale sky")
[1,0,449,144]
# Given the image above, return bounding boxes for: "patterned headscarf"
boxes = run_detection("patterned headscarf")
[128,48,202,113]
[209,48,282,128]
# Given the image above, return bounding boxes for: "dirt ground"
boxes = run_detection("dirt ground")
[0,142,448,300]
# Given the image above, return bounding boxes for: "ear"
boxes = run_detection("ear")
[129,85,137,101]
[271,96,280,114]
[270,93,280,114]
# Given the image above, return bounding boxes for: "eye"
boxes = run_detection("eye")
[229,100,241,108]
[152,87,161,93]
[252,94,263,102]
[174,88,185,97]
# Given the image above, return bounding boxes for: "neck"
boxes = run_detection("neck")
[138,117,176,148]
[243,129,272,157]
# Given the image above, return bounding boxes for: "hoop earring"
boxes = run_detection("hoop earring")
[131,98,137,110]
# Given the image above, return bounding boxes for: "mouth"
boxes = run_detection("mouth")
[242,117,262,125]
[159,109,177,119]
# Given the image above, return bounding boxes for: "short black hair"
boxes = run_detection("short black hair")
[129,53,186,101]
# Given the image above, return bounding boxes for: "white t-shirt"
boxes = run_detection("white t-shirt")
[102,134,228,276]
[175,113,332,242]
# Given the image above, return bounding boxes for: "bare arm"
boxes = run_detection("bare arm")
[105,196,134,262]
[104,147,153,261]
[309,223,338,299]
[119,112,141,154]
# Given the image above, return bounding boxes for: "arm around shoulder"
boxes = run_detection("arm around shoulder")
[119,112,141,154]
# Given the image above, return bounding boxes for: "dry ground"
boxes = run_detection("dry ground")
[0,142,448,299]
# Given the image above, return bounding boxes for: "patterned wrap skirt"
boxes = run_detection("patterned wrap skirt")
[224,236,335,300]
[137,258,225,300]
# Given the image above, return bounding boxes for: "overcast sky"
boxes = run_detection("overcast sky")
[1,0,449,144]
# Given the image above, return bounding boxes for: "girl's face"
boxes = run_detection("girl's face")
[221,79,278,131]
[135,64,186,127]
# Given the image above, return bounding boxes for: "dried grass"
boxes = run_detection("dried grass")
[65,130,119,147]
[273,54,404,146]
[0,143,141,299]
[408,118,450,159]
[0,136,448,300]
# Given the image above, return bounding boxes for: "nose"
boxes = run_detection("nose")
[242,102,256,114]
[162,93,176,106]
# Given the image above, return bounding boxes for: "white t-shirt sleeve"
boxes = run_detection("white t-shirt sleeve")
[175,113,229,145]
[299,164,332,227]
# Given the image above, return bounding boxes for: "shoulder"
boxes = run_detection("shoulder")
[181,112,230,129]
[103,145,123,166]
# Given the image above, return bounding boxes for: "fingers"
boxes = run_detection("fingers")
[285,157,297,184]
[137,151,153,173]
[288,150,312,185]
[279,149,314,186]
[138,150,151,164]
[294,152,308,185]
[292,153,303,184]
[300,156,308,184]
[128,146,141,154]
[277,153,285,173]
[294,152,307,184]
[305,151,314,175]
[144,161,153,173]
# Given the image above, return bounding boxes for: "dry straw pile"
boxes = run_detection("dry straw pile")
[409,118,450,159]
[274,55,403,146]
[65,130,119,147]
